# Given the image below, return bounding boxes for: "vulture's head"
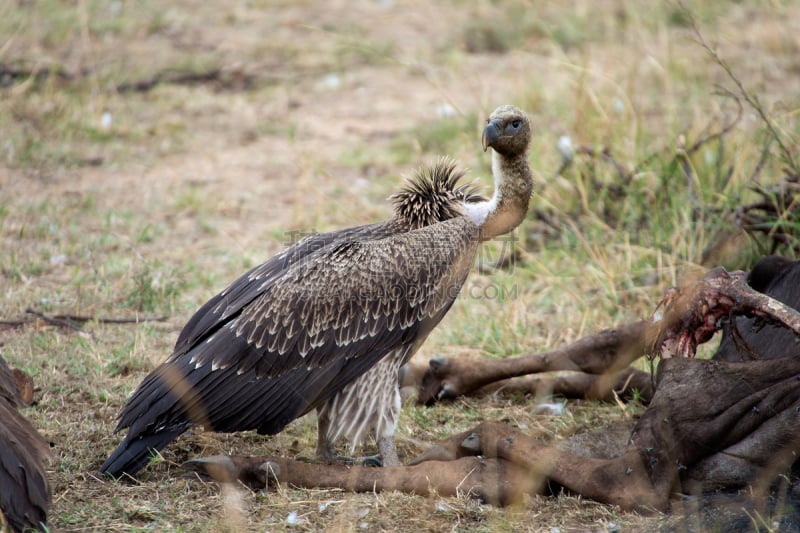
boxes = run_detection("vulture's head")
[481,105,531,157]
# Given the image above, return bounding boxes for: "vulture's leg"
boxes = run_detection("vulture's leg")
[316,356,405,467]
[374,384,402,467]
[314,409,382,467]
[315,407,338,463]
[377,437,399,467]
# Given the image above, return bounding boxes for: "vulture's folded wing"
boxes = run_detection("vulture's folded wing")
[116,216,479,440]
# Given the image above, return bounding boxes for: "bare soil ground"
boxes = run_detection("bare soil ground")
[2,0,799,531]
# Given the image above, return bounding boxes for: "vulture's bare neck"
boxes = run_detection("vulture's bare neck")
[465,149,533,241]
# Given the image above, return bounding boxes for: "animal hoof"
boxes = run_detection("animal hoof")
[438,383,456,400]
[184,455,237,482]
[407,444,456,465]
[259,461,281,483]
[461,433,481,453]
[429,356,447,371]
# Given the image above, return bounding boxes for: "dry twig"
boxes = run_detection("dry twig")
[0,310,167,331]
[681,3,799,175]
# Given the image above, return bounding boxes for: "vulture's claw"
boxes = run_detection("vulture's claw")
[358,454,383,468]
[317,450,383,467]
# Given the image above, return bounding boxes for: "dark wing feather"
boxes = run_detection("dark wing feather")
[0,358,50,533]
[102,216,478,476]
[173,221,394,356]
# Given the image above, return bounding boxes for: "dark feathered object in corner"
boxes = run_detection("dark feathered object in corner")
[0,356,50,533]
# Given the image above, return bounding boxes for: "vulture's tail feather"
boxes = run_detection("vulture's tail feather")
[100,425,188,479]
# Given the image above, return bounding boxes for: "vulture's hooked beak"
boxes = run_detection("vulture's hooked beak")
[482,120,502,152]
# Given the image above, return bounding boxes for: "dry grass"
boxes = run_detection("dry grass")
[1,0,799,531]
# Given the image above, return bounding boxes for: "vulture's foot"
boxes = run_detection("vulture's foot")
[315,446,384,467]
[377,436,400,467]
[315,436,400,467]
[319,452,384,467]
[358,454,384,467]
[183,455,279,490]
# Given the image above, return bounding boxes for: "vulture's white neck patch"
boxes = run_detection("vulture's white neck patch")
[463,152,504,227]
[463,196,497,227]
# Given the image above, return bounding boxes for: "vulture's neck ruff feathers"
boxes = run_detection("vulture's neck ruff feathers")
[390,157,485,229]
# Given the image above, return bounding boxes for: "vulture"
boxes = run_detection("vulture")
[0,356,50,533]
[101,104,533,477]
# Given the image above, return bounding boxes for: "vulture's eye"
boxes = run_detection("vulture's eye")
[511,120,521,129]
